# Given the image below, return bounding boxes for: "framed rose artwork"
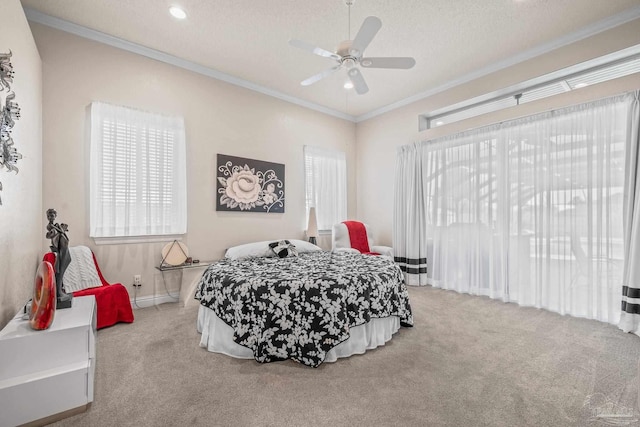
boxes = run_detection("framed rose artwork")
[216,154,285,213]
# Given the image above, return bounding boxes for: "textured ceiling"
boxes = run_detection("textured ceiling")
[20,0,640,120]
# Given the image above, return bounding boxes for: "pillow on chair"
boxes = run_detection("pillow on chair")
[62,246,103,292]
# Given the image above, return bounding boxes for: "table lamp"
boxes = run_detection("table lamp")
[307,207,318,245]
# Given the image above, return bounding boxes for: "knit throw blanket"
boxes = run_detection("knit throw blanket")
[343,221,380,255]
[63,246,103,292]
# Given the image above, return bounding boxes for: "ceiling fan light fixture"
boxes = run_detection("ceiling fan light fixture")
[343,58,356,69]
[169,6,187,19]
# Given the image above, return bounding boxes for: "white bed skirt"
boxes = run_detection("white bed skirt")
[197,305,401,363]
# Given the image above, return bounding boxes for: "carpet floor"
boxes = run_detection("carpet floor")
[51,286,640,427]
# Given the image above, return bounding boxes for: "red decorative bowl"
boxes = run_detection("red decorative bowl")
[29,261,57,330]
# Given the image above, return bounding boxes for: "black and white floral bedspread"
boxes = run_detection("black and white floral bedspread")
[194,251,413,367]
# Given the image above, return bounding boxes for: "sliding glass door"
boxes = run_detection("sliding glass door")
[396,94,632,324]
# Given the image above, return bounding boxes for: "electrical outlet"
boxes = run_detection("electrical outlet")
[133,275,142,287]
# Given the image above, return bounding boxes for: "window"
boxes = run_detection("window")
[420,47,640,130]
[90,102,187,242]
[304,146,347,231]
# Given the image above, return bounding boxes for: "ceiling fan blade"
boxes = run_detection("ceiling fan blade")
[289,39,341,61]
[350,16,382,58]
[301,65,341,86]
[360,57,416,69]
[348,68,369,95]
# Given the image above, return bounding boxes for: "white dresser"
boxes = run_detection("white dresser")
[0,295,96,427]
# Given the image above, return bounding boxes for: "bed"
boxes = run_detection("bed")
[194,240,413,367]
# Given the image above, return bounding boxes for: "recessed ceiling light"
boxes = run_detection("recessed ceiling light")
[344,81,354,89]
[435,121,444,126]
[169,6,187,19]
[574,82,589,88]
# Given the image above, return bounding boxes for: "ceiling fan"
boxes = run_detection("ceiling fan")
[289,1,416,95]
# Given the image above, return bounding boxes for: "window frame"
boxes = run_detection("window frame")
[89,102,187,244]
[303,145,347,232]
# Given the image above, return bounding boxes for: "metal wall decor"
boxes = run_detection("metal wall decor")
[0,51,22,205]
[216,154,285,213]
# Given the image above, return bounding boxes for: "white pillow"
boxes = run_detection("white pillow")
[62,246,103,292]
[224,241,274,260]
[288,239,323,254]
[225,239,322,260]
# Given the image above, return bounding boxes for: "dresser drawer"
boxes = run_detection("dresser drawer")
[0,361,91,427]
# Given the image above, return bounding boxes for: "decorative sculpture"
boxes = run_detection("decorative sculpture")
[46,208,73,309]
[0,51,22,205]
[29,261,56,330]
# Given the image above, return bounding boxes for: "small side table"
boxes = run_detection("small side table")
[155,261,214,306]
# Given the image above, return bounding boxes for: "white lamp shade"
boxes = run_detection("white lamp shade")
[161,241,189,266]
[307,207,318,238]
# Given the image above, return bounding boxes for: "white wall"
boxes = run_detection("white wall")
[32,23,357,301]
[0,0,42,328]
[356,19,640,247]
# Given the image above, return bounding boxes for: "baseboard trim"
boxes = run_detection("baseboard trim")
[130,293,179,309]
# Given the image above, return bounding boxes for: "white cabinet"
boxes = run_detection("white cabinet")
[0,296,96,427]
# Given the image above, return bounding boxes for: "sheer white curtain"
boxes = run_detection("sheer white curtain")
[619,90,640,334]
[395,93,634,324]
[90,102,187,239]
[394,144,429,285]
[304,145,347,230]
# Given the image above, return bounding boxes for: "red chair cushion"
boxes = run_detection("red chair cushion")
[43,251,134,329]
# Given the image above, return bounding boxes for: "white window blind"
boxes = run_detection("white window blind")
[304,145,347,231]
[90,102,187,240]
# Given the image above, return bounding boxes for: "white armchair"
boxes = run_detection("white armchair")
[331,221,393,258]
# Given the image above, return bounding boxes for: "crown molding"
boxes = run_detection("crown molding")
[24,5,640,124]
[356,5,640,123]
[23,7,357,123]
